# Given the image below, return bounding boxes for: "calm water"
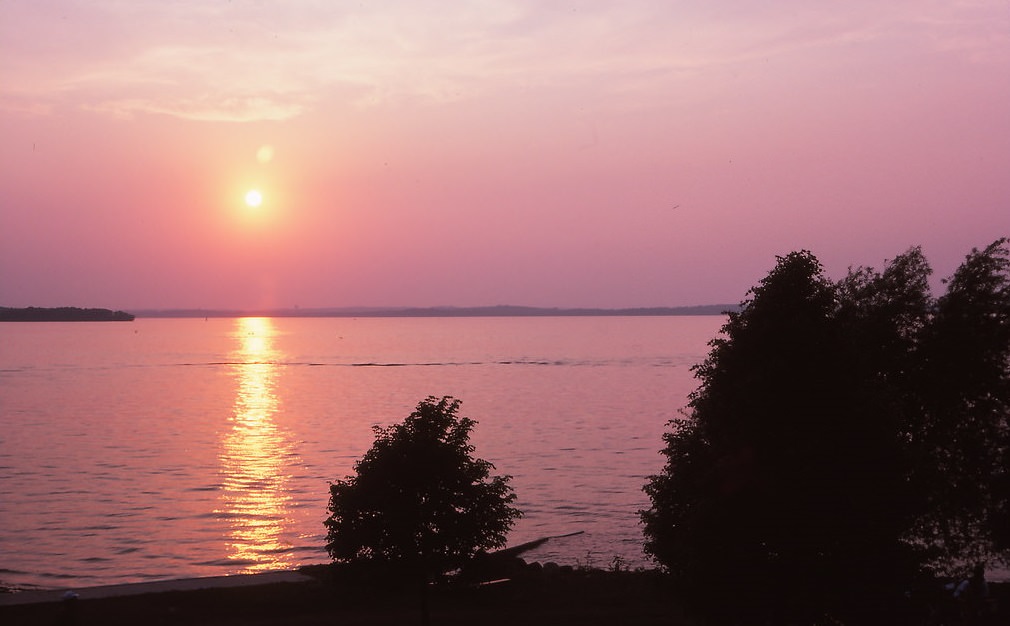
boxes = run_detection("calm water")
[0,316,721,589]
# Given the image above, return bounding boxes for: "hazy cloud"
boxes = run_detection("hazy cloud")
[2,1,1005,121]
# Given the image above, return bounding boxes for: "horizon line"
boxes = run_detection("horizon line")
[128,303,740,318]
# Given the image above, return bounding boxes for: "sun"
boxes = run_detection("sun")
[244,189,263,208]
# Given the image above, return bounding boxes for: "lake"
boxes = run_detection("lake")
[0,315,723,589]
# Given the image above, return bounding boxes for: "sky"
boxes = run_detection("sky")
[1,1,1008,310]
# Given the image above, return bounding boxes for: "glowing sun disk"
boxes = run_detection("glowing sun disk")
[245,190,263,207]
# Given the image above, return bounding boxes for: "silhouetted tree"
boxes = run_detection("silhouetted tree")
[642,240,1010,623]
[911,240,1010,569]
[325,396,521,607]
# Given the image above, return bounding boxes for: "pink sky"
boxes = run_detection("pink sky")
[1,1,1007,310]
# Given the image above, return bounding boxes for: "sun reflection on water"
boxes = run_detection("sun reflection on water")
[217,317,297,573]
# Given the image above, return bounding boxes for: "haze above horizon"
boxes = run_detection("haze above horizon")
[2,2,1007,311]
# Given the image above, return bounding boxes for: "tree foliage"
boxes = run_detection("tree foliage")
[913,240,1010,567]
[641,239,1010,620]
[325,396,521,580]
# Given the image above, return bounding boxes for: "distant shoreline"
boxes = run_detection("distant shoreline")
[0,307,135,322]
[132,304,739,319]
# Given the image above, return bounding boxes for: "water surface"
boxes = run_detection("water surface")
[0,315,721,588]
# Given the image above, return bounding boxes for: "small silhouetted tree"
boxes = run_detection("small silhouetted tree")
[642,240,1010,623]
[325,395,521,614]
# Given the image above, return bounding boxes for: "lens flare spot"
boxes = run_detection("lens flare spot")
[256,145,274,164]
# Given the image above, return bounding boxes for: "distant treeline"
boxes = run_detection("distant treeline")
[0,307,135,322]
[134,304,739,318]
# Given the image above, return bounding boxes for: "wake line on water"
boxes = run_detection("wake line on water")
[2,358,690,375]
[191,360,581,368]
[194,359,672,368]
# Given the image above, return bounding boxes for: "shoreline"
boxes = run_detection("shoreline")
[0,306,134,322]
[0,570,315,607]
[0,564,695,626]
[131,304,738,318]
[3,564,1007,625]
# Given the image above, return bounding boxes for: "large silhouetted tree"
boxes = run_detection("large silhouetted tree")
[912,240,1010,568]
[642,239,1010,622]
[325,396,521,581]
